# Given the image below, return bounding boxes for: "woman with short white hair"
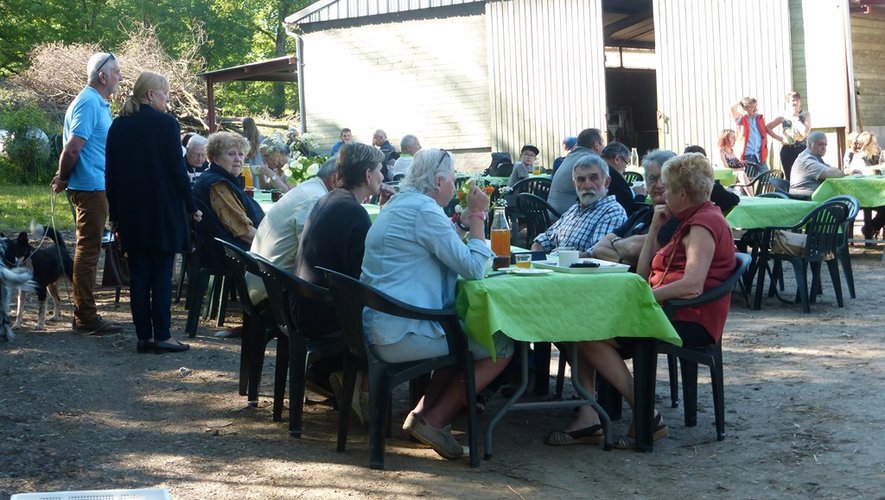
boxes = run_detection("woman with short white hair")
[361,148,513,461]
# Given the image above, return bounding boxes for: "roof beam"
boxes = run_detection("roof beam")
[604,12,652,38]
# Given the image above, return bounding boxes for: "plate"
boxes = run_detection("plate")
[533,258,630,274]
[508,268,553,276]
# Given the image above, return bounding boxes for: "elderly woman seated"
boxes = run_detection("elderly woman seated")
[192,131,265,250]
[184,134,209,174]
[546,152,736,447]
[361,148,514,460]
[254,134,293,192]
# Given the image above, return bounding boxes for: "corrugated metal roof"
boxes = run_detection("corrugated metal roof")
[286,0,657,50]
[285,0,486,26]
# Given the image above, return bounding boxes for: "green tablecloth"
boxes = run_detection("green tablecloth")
[726,196,819,229]
[812,176,885,208]
[253,190,274,209]
[455,272,681,358]
[255,191,380,222]
[713,168,736,183]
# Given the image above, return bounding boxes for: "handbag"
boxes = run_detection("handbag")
[771,230,806,257]
[102,236,130,287]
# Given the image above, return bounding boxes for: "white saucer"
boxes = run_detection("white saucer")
[509,268,553,276]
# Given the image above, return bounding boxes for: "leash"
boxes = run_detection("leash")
[48,189,76,315]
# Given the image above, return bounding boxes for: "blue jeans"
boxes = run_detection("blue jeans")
[127,249,174,341]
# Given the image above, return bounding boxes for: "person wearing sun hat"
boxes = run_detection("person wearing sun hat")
[506,144,541,187]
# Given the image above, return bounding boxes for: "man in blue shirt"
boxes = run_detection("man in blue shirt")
[51,52,124,335]
[330,127,352,155]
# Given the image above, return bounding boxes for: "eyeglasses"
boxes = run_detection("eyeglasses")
[436,149,450,169]
[95,53,116,74]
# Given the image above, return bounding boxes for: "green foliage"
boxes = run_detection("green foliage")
[0,102,58,184]
[0,184,74,233]
[2,0,315,118]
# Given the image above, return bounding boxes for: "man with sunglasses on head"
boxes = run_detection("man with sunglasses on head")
[600,141,646,215]
[51,52,124,335]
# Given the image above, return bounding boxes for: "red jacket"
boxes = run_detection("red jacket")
[735,114,768,163]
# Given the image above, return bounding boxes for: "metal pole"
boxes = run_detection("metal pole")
[296,35,307,133]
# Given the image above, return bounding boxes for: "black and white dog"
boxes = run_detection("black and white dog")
[2,224,73,330]
[0,236,34,341]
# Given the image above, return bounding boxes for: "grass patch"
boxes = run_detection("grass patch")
[0,184,75,233]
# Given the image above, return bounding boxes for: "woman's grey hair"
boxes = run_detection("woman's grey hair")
[401,148,454,195]
[186,134,208,150]
[642,149,677,173]
[86,52,115,83]
[661,152,714,204]
[571,153,609,178]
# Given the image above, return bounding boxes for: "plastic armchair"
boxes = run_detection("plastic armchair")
[185,199,231,336]
[767,200,849,313]
[252,257,344,436]
[510,176,552,200]
[817,195,859,299]
[505,177,554,235]
[318,267,480,470]
[215,239,287,413]
[730,170,778,196]
[516,193,560,247]
[623,171,644,185]
[657,252,751,441]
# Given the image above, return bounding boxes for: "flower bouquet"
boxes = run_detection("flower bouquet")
[289,130,321,156]
[283,150,328,184]
[455,176,502,213]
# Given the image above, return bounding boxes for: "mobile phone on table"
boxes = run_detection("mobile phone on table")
[570,261,600,268]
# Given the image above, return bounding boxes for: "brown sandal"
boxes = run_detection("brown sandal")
[545,424,604,446]
[615,412,668,449]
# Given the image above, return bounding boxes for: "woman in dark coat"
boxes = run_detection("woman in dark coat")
[106,71,202,354]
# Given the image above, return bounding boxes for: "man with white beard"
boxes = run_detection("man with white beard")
[531,154,626,256]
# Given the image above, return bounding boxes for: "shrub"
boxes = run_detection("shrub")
[0,103,57,184]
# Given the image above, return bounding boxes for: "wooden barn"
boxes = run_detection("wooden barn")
[285,0,885,170]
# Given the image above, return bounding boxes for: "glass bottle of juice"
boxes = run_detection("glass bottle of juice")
[630,147,639,167]
[490,207,510,268]
[242,165,254,190]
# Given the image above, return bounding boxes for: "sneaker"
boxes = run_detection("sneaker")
[408,416,464,460]
[75,316,123,336]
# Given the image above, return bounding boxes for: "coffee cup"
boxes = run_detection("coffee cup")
[558,247,579,268]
